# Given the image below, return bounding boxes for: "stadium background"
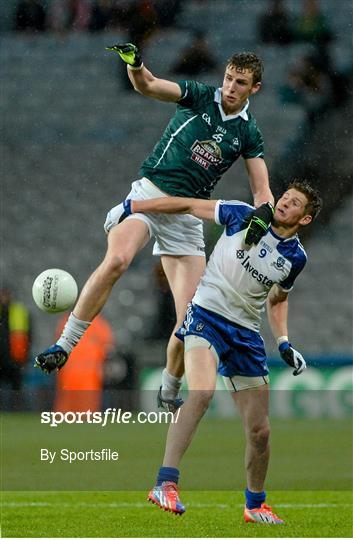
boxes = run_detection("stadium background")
[0,1,353,536]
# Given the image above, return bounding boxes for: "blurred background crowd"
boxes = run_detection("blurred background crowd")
[8,0,352,114]
[1,0,352,413]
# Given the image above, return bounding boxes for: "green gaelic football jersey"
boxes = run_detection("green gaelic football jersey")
[139,80,264,199]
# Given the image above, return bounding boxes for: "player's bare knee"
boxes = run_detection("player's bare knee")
[248,424,270,451]
[190,389,214,411]
[104,254,131,279]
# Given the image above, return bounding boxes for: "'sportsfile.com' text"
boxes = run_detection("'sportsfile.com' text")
[41,408,180,428]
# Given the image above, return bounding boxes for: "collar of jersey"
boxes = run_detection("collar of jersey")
[214,89,249,122]
[268,226,298,243]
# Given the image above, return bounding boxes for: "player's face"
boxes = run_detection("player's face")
[221,65,261,115]
[274,189,312,227]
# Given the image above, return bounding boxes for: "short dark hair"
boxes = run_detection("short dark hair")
[287,180,323,219]
[227,52,264,84]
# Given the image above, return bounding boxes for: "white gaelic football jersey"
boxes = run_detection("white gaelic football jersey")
[193,201,307,331]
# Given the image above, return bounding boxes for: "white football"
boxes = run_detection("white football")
[32,269,78,313]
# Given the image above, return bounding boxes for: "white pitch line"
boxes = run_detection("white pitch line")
[1,502,352,509]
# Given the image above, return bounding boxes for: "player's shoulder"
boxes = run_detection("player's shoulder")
[277,235,307,267]
[219,199,254,211]
[177,80,216,107]
[245,110,262,133]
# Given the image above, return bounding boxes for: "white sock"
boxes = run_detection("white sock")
[57,312,91,354]
[161,368,182,400]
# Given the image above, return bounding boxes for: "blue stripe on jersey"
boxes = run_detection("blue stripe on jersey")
[276,236,307,290]
[217,201,254,237]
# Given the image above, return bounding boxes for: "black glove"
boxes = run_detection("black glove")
[244,202,274,246]
[279,342,307,376]
[105,43,142,68]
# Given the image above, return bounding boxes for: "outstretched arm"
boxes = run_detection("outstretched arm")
[267,285,307,376]
[128,65,182,101]
[131,197,217,221]
[106,43,181,102]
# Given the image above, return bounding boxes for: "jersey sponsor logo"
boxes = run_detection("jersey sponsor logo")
[190,140,223,170]
[196,322,205,332]
[241,255,274,288]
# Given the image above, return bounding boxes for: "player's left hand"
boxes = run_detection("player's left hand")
[279,342,307,376]
[105,43,142,68]
[104,199,132,233]
[244,202,274,246]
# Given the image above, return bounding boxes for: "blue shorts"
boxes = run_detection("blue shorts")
[175,303,268,377]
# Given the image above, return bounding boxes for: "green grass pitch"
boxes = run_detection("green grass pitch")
[1,414,352,537]
[2,490,352,537]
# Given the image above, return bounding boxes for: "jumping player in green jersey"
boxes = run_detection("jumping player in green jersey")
[35,43,274,410]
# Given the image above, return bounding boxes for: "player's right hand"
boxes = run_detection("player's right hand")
[105,43,142,68]
[279,342,307,376]
[244,202,274,246]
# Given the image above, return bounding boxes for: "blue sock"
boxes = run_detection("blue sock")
[157,466,179,486]
[245,488,266,509]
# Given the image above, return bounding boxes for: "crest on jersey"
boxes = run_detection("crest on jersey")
[232,137,240,148]
[190,140,223,170]
[274,256,285,269]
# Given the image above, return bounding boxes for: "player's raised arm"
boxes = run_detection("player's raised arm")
[266,285,306,376]
[245,158,273,207]
[106,43,182,102]
[243,158,274,246]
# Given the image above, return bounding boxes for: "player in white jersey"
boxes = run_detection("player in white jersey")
[118,180,322,523]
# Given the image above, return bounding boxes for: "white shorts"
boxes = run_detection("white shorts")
[104,178,205,257]
[184,334,269,392]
